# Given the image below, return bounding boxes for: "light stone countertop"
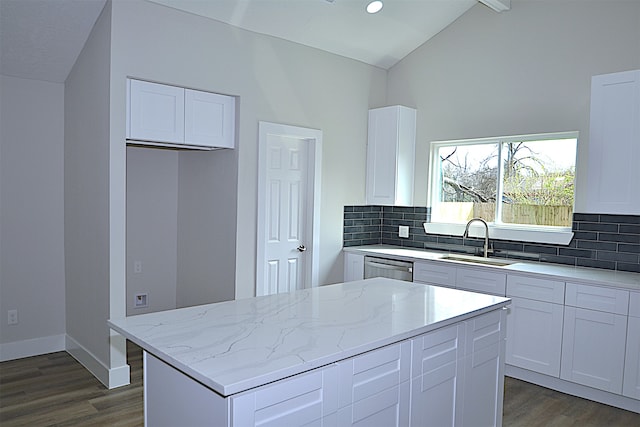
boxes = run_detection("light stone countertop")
[108,278,509,396]
[344,245,640,291]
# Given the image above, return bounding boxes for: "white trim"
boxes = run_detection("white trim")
[424,222,574,245]
[66,334,130,389]
[256,122,322,296]
[0,334,66,362]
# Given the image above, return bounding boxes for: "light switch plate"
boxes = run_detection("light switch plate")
[399,225,409,238]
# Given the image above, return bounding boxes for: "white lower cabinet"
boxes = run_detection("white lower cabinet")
[343,253,365,282]
[561,306,627,393]
[456,267,506,296]
[623,292,640,399]
[506,297,563,377]
[232,366,339,427]
[460,309,506,427]
[413,260,457,288]
[410,324,464,427]
[505,275,565,377]
[336,341,411,426]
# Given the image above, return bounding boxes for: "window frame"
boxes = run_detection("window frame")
[426,131,578,245]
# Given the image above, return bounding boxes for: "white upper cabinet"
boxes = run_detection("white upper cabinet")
[127,78,235,150]
[586,69,640,214]
[128,79,185,144]
[366,105,416,206]
[184,89,235,148]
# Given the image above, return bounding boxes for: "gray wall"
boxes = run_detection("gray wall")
[387,0,640,211]
[0,76,66,357]
[126,147,179,315]
[64,2,127,383]
[108,0,387,305]
[176,149,237,307]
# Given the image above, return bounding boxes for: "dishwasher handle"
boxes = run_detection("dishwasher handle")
[364,259,413,273]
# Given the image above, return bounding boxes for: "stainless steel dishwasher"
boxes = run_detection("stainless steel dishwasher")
[363,256,413,281]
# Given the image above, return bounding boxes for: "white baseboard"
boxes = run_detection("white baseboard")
[65,334,130,389]
[506,365,640,414]
[0,334,66,362]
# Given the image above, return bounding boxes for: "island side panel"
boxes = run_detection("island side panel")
[144,351,230,426]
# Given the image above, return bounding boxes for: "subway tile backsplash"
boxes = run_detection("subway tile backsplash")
[343,207,640,273]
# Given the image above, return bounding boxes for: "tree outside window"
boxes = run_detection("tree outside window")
[431,133,577,228]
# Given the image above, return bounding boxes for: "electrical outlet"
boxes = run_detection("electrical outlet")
[399,225,409,238]
[134,293,148,308]
[8,309,18,325]
[134,260,142,274]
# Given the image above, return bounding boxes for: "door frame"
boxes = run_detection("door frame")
[256,121,322,296]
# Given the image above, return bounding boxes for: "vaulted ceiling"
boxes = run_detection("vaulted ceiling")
[0,0,508,83]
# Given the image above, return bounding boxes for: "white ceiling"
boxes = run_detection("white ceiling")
[0,0,503,84]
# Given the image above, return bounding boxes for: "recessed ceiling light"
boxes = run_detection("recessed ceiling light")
[366,1,383,14]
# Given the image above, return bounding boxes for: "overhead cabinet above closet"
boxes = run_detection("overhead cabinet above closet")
[126,78,236,150]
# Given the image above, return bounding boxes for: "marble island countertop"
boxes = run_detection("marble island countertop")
[344,245,640,291]
[108,278,509,396]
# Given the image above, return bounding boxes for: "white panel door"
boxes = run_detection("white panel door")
[184,89,235,148]
[127,79,184,143]
[257,122,322,296]
[263,135,308,295]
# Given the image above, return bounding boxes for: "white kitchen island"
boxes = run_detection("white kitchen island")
[108,278,510,426]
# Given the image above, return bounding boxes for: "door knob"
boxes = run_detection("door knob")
[297,245,307,252]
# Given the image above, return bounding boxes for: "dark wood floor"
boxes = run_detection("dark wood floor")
[1,342,638,426]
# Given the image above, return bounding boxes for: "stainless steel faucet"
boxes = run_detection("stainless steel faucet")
[463,218,490,258]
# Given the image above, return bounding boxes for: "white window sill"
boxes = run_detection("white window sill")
[423,222,574,246]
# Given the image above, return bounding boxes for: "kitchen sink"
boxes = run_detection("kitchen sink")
[440,254,514,267]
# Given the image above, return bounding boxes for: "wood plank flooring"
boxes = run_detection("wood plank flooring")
[1,341,143,426]
[1,342,639,426]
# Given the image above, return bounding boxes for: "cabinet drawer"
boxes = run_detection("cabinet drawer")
[411,324,463,380]
[629,292,640,318]
[337,341,411,408]
[506,275,565,304]
[565,283,629,315]
[456,267,506,296]
[413,261,456,288]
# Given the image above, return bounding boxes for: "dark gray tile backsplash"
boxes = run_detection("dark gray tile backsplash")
[343,207,640,273]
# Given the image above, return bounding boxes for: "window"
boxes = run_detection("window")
[428,132,577,243]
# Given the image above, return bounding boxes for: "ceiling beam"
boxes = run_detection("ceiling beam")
[479,0,511,12]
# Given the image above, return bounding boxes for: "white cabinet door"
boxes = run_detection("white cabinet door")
[456,267,506,296]
[623,315,640,399]
[506,297,564,377]
[128,79,185,144]
[232,365,339,427]
[560,306,627,393]
[185,89,235,148]
[586,69,640,214]
[460,309,506,427]
[343,253,365,282]
[366,106,416,206]
[413,260,457,288]
[410,324,464,427]
[336,341,410,426]
[623,292,640,399]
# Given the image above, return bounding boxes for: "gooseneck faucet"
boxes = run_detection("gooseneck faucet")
[463,218,490,258]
